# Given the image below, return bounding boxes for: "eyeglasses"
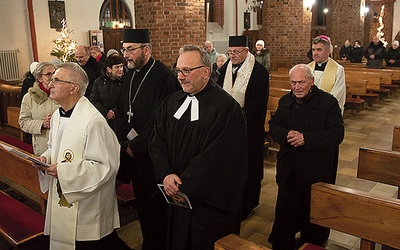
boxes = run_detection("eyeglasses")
[226,48,247,56]
[49,77,75,85]
[120,45,145,54]
[41,72,54,78]
[173,65,206,77]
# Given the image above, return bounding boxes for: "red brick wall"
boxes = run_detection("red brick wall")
[134,0,206,68]
[260,0,312,69]
[326,0,365,59]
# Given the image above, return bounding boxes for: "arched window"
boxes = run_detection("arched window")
[100,0,132,29]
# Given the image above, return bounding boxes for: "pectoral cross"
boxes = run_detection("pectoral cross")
[127,107,133,123]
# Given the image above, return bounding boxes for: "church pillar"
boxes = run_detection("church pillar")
[259,0,312,69]
[326,0,365,60]
[134,0,206,68]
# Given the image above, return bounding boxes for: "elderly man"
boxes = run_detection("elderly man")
[217,35,269,219]
[364,36,387,69]
[385,40,400,67]
[34,62,128,249]
[150,45,248,250]
[268,64,344,249]
[308,35,346,115]
[74,45,102,97]
[114,28,180,250]
[204,40,218,64]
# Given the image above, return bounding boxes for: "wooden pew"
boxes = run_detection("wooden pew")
[392,126,400,152]
[357,147,400,199]
[0,140,47,248]
[346,80,379,106]
[309,182,400,249]
[215,233,271,250]
[346,70,397,96]
[270,79,291,89]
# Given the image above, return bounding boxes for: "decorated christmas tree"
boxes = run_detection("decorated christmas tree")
[50,19,76,62]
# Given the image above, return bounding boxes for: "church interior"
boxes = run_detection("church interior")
[1,0,400,249]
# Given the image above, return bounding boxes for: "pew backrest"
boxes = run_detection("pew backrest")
[310,182,400,249]
[0,140,47,214]
[392,126,400,152]
[357,147,400,190]
[215,233,271,250]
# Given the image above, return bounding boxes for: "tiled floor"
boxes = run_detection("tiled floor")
[117,95,400,250]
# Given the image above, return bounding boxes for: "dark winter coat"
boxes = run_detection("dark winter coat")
[364,41,386,68]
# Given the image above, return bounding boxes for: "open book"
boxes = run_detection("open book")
[0,142,50,168]
[158,184,192,209]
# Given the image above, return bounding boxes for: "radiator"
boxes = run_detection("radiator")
[0,49,20,81]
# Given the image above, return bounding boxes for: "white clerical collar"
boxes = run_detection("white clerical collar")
[317,59,329,67]
[173,95,199,121]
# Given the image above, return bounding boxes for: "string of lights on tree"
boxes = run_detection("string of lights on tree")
[50,19,77,62]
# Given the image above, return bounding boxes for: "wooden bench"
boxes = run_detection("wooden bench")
[346,70,394,98]
[0,139,47,248]
[357,147,400,199]
[309,182,400,249]
[264,88,290,153]
[392,126,400,152]
[346,80,379,106]
[215,233,271,250]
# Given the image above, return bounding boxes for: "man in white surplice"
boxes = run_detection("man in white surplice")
[34,63,128,250]
[308,35,346,115]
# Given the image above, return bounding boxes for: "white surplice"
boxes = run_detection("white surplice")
[38,97,121,249]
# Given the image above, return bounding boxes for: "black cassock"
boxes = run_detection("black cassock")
[217,60,269,218]
[150,81,248,250]
[115,57,180,250]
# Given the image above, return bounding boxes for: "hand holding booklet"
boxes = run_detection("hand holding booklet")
[0,142,50,168]
[158,184,192,209]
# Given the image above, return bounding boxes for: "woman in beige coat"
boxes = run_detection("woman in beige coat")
[19,62,59,155]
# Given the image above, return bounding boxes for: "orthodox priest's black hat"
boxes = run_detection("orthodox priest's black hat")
[123,29,150,43]
[229,36,248,47]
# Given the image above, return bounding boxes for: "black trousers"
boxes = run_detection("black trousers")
[75,230,131,250]
[129,155,168,250]
[268,174,329,249]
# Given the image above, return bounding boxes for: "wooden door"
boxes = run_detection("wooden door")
[103,29,124,54]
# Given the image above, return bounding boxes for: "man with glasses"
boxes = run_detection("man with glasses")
[114,28,179,250]
[33,62,130,249]
[74,45,102,98]
[150,45,248,250]
[217,35,269,220]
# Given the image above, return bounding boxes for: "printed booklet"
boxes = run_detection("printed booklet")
[0,142,50,168]
[157,184,192,209]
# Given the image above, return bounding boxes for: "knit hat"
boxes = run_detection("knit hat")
[256,40,265,47]
[30,62,39,74]
[106,49,119,57]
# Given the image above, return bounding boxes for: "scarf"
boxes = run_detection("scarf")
[223,53,255,107]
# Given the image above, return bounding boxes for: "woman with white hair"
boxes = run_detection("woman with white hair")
[386,40,400,67]
[252,39,270,71]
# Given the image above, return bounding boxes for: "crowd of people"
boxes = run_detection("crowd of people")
[339,36,400,68]
[15,30,373,249]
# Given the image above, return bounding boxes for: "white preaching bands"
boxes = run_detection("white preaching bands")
[173,95,199,122]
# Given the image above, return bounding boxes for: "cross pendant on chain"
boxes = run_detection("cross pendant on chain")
[127,108,133,123]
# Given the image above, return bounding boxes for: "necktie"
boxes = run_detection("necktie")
[174,96,199,121]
